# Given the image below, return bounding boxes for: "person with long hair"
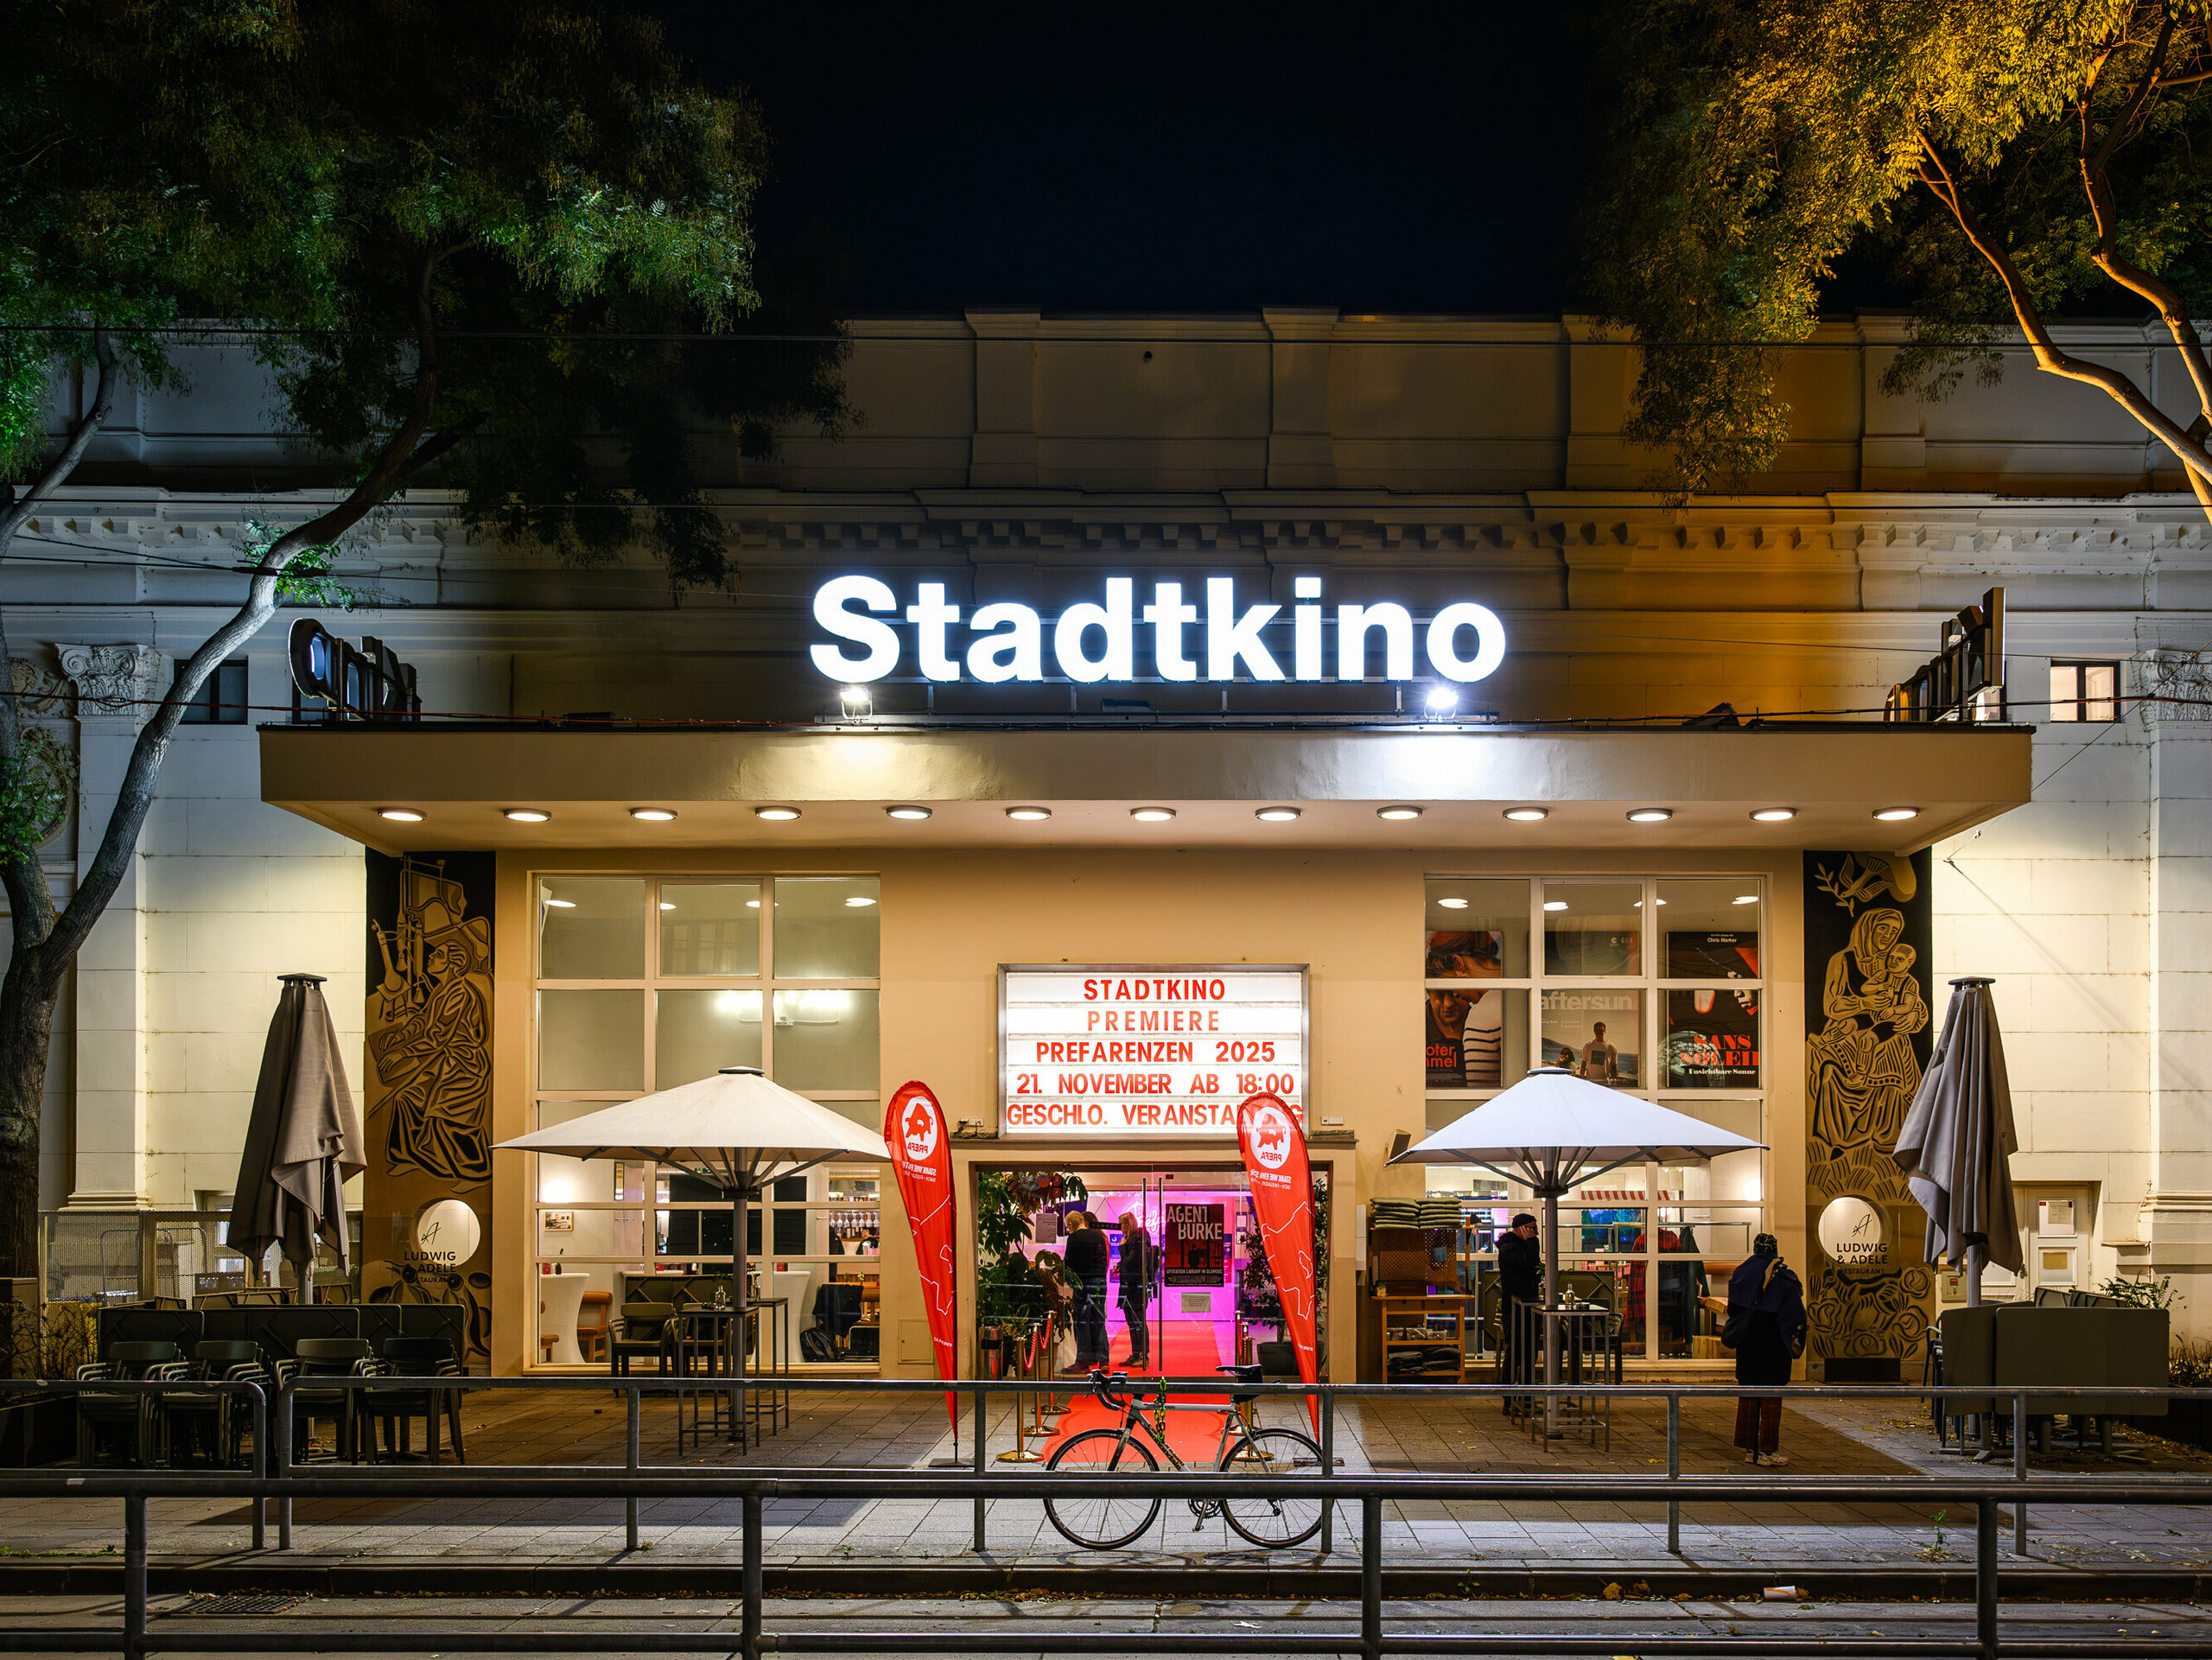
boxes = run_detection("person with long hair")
[1116,1212,1154,1368]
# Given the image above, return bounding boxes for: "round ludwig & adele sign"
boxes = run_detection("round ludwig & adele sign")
[415,1199,482,1266]
[899,1094,941,1164]
[1816,1196,1888,1266]
[1001,967,1306,1137]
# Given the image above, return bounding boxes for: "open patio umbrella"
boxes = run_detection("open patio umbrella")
[227,974,365,1304]
[496,1066,890,1441]
[1391,1066,1765,1433]
[1893,977,2021,1304]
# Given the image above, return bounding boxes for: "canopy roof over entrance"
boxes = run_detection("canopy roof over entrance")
[263,722,2029,852]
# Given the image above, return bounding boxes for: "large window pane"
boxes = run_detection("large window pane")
[772,989,880,1091]
[1659,881,1761,975]
[773,876,880,977]
[537,989,644,1090]
[657,989,764,1088]
[1424,987,1527,1090]
[1425,878,1529,977]
[539,877,645,978]
[660,881,761,976]
[1663,988,1760,1089]
[1540,988,1642,1085]
[1542,881,1642,975]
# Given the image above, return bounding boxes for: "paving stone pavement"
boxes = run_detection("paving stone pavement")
[6,1383,2211,1574]
[0,1593,2202,1659]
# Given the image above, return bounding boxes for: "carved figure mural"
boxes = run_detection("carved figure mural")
[1802,849,1936,1375]
[361,852,495,1365]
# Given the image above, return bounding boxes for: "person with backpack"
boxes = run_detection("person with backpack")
[1725,1232,1807,1466]
[1116,1212,1155,1369]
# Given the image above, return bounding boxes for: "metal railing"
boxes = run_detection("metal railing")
[0,1372,2206,1658]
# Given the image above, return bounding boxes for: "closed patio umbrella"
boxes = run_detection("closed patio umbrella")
[227,974,365,1304]
[1391,1067,1764,1434]
[496,1066,890,1441]
[1893,976,2022,1304]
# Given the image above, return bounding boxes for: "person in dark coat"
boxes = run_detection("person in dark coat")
[1062,1211,1110,1371]
[1116,1212,1154,1369]
[1496,1212,1543,1411]
[1728,1232,1808,1466]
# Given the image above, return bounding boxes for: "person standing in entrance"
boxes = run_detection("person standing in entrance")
[1496,1212,1542,1412]
[1728,1232,1807,1466]
[1116,1212,1154,1370]
[1063,1210,1110,1373]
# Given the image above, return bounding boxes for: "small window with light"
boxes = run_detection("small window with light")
[2048,660,2120,723]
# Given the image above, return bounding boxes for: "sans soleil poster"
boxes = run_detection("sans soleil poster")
[1001,967,1306,1136]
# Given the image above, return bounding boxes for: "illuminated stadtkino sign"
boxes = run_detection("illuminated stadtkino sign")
[1000,966,1306,1137]
[810,576,1506,684]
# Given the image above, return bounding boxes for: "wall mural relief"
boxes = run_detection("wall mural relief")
[362,851,495,1364]
[1803,849,1935,1379]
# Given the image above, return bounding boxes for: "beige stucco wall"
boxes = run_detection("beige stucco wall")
[486,843,1802,1378]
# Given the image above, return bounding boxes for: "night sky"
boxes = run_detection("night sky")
[645,1,1597,317]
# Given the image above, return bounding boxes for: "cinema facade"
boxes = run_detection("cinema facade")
[16,308,2206,1380]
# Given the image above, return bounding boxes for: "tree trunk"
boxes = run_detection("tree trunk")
[0,964,60,1286]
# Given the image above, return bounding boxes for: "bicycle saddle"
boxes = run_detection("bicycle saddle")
[1217,1362,1263,1402]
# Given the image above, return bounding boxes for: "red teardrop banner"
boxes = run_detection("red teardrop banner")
[1235,1091,1318,1429]
[885,1079,958,1431]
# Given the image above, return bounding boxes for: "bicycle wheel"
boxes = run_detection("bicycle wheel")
[1045,1428,1162,1549]
[1219,1427,1325,1549]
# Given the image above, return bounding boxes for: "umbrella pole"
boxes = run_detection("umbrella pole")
[1541,1189,1560,1440]
[1965,1243,1983,1308]
[731,1184,748,1447]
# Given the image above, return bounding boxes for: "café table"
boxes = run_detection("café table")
[671,1299,790,1448]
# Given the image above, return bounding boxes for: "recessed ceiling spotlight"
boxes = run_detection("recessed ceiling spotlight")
[1732,894,1759,906]
[1255,806,1301,823]
[886,805,932,821]
[1437,897,1470,910]
[1542,900,1569,912]
[378,807,424,823]
[502,808,550,823]
[844,895,877,907]
[1750,807,1797,823]
[1503,807,1548,822]
[1130,806,1177,823]
[1376,805,1423,821]
[1005,806,1052,822]
[1874,805,1921,821]
[754,806,801,821]
[629,807,677,822]
[1626,808,1674,824]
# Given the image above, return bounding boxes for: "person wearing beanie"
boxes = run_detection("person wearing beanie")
[1727,1231,1807,1465]
[1497,1212,1543,1413]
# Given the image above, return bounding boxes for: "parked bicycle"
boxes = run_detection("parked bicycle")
[1043,1364,1325,1549]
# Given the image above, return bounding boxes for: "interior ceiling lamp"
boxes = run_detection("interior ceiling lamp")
[378,807,423,823]
[1874,806,1921,821]
[629,807,677,822]
[1436,897,1469,910]
[1129,806,1177,822]
[502,808,550,823]
[754,806,801,822]
[1005,805,1052,821]
[1376,805,1423,821]
[1750,808,1796,823]
[1503,807,1548,822]
[1626,808,1674,824]
[1255,806,1301,822]
[885,805,931,820]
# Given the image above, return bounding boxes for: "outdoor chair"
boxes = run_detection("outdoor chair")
[610,1302,675,1377]
[158,1340,270,1467]
[73,1340,184,1466]
[283,1337,377,1462]
[367,1337,465,1465]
